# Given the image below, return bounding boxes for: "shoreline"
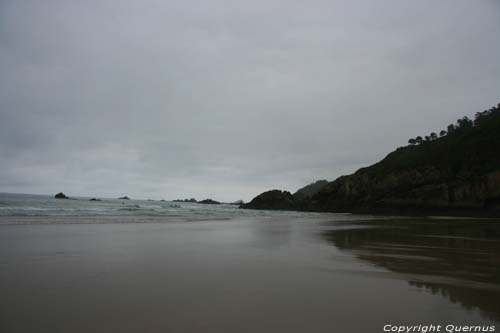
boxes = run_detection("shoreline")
[239,205,500,219]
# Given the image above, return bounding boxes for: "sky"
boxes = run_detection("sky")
[1,0,499,202]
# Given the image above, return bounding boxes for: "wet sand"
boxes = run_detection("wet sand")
[1,216,499,332]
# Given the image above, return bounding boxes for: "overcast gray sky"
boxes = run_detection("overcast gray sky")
[1,0,499,201]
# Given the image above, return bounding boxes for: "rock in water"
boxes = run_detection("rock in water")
[54,192,69,199]
[198,199,221,204]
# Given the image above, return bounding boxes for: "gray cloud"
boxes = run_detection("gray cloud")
[1,0,499,201]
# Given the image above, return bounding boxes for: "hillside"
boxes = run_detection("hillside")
[241,103,500,216]
[293,180,328,199]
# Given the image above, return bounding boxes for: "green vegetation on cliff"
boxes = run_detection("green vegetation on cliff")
[242,103,500,216]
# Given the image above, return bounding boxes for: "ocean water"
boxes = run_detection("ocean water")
[1,193,500,332]
[0,192,352,223]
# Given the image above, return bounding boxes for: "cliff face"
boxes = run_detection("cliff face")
[312,168,500,215]
[242,103,500,216]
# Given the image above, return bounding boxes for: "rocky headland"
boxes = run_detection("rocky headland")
[242,103,500,216]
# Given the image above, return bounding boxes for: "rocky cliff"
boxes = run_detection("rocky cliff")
[242,103,500,216]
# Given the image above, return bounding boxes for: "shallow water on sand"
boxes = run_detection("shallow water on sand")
[1,194,500,332]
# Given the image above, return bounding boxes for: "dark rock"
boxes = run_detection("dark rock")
[89,198,101,201]
[240,190,297,210]
[173,198,197,203]
[118,196,130,200]
[198,199,221,205]
[54,192,69,199]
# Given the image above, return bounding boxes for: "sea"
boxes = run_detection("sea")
[1,192,499,333]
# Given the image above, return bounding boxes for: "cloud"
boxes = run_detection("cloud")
[1,0,499,201]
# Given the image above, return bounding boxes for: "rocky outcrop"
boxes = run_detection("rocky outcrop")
[173,198,197,203]
[118,196,130,200]
[198,199,221,205]
[312,169,500,216]
[54,192,69,199]
[240,190,298,210]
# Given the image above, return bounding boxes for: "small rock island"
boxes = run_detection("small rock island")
[173,198,197,203]
[198,199,221,205]
[54,192,69,199]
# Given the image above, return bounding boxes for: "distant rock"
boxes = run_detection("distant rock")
[228,200,245,206]
[198,199,221,205]
[54,192,69,199]
[118,196,130,200]
[173,198,197,203]
[89,198,101,201]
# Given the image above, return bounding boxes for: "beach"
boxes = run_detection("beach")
[1,194,499,332]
